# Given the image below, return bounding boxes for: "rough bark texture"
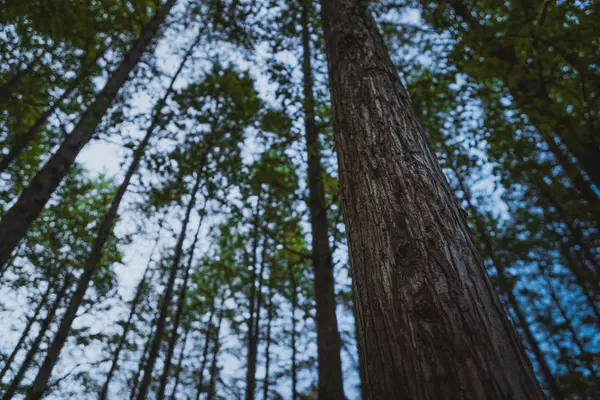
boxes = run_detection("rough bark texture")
[300,2,346,399]
[319,0,545,398]
[0,0,177,272]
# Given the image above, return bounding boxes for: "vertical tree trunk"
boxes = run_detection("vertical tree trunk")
[130,322,155,400]
[3,278,70,400]
[168,327,190,400]
[207,311,223,400]
[0,0,177,272]
[0,281,54,383]
[289,264,298,400]
[157,211,206,400]
[195,294,217,400]
[300,1,346,399]
[245,207,261,400]
[318,0,545,398]
[262,273,273,400]
[135,173,203,400]
[98,218,166,400]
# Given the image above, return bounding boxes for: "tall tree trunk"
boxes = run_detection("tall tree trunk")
[195,294,217,400]
[130,321,156,400]
[3,278,70,400]
[0,0,177,272]
[318,1,544,398]
[0,281,54,383]
[289,264,298,400]
[168,327,190,400]
[300,2,346,399]
[98,217,166,400]
[157,210,206,400]
[135,173,203,400]
[451,167,562,399]
[207,311,223,400]
[0,51,102,175]
[245,207,261,400]
[262,273,273,400]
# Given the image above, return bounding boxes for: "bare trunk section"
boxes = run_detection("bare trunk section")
[98,218,166,400]
[0,280,54,383]
[168,327,190,400]
[130,321,155,400]
[289,264,298,400]
[262,273,273,400]
[207,311,223,400]
[0,0,177,272]
[157,210,206,400]
[319,0,545,398]
[245,207,261,400]
[195,294,217,400]
[3,278,70,400]
[300,2,346,399]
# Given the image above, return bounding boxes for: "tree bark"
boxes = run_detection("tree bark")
[3,278,70,400]
[0,0,177,272]
[207,311,223,400]
[195,294,217,400]
[300,1,346,399]
[245,206,261,400]
[262,273,273,400]
[289,264,298,400]
[0,281,54,384]
[129,320,155,400]
[168,327,190,400]
[157,210,206,400]
[135,171,203,400]
[318,0,545,398]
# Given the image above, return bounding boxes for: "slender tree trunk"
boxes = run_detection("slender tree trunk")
[262,274,273,400]
[195,294,217,400]
[452,168,563,399]
[0,51,102,175]
[168,328,190,400]
[289,264,298,400]
[98,218,166,400]
[3,278,70,400]
[130,322,155,400]
[300,2,345,399]
[318,1,544,398]
[157,211,206,400]
[207,311,223,400]
[135,173,203,400]
[0,281,54,383]
[245,208,261,400]
[0,0,177,272]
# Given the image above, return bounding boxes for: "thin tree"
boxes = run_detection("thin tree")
[0,0,178,272]
[300,1,345,398]
[318,0,545,398]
